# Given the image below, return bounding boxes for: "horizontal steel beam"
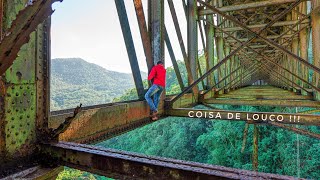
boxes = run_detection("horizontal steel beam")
[41,142,298,180]
[226,34,295,43]
[204,98,320,108]
[214,94,313,100]
[50,101,154,143]
[167,108,320,126]
[222,20,309,32]
[199,0,308,15]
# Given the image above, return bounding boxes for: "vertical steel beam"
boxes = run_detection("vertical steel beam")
[206,0,215,87]
[150,0,164,65]
[198,21,206,89]
[164,27,185,90]
[253,125,259,171]
[311,0,320,93]
[0,0,4,158]
[187,0,198,81]
[216,37,224,87]
[0,0,3,39]
[0,0,39,168]
[133,0,153,72]
[115,0,144,99]
[167,0,198,94]
[299,1,309,91]
[292,9,299,89]
[36,19,50,131]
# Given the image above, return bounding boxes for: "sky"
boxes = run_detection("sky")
[51,0,203,73]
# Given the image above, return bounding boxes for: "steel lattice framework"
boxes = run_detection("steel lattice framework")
[0,0,319,179]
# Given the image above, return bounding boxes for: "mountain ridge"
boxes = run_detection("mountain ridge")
[50,57,146,110]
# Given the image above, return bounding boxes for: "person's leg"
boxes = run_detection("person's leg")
[144,84,160,113]
[154,86,163,112]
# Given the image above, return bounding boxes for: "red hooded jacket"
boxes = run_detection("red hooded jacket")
[148,64,166,87]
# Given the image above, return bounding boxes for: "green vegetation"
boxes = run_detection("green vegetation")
[56,167,111,180]
[97,105,320,179]
[50,58,146,111]
[54,57,320,179]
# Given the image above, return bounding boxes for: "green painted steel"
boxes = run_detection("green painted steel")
[1,0,39,160]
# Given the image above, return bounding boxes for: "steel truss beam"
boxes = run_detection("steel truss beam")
[199,0,320,78]
[115,0,144,99]
[268,122,320,140]
[41,142,299,180]
[169,0,302,105]
[222,20,309,32]
[199,0,309,15]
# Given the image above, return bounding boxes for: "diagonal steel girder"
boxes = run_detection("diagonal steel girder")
[241,52,312,93]
[0,0,63,75]
[170,0,299,105]
[199,19,312,95]
[198,0,320,76]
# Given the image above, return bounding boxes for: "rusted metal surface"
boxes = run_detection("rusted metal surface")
[0,0,62,75]
[253,125,259,171]
[299,2,309,89]
[241,123,249,153]
[50,104,82,139]
[2,0,320,178]
[41,141,300,180]
[36,18,51,134]
[205,0,215,87]
[133,0,153,72]
[187,0,198,81]
[311,1,320,99]
[268,122,320,140]
[49,101,154,144]
[0,0,62,170]
[2,166,63,180]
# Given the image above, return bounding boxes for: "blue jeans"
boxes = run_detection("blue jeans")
[145,84,163,112]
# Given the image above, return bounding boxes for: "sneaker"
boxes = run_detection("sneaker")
[152,115,158,121]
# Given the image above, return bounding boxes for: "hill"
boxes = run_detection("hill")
[50,58,146,111]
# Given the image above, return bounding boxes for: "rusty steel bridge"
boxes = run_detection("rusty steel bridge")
[0,0,320,179]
